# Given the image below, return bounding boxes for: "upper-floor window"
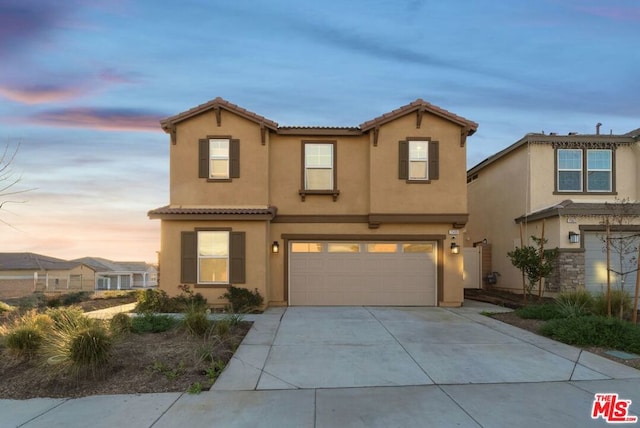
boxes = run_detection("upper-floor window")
[198,137,240,180]
[409,141,429,180]
[304,142,334,190]
[556,148,613,193]
[398,138,439,182]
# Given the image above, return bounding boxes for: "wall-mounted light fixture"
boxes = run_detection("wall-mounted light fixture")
[271,241,280,254]
[450,237,460,254]
[568,231,580,244]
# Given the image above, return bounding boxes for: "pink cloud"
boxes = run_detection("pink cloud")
[577,6,640,22]
[0,84,88,104]
[29,107,165,132]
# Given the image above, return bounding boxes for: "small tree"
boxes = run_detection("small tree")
[508,236,558,304]
[0,141,32,226]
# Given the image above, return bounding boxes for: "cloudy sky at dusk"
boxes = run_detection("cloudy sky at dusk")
[1,0,638,264]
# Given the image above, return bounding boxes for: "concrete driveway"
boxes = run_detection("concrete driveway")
[6,302,640,427]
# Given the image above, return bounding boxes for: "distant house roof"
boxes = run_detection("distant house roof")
[468,132,637,177]
[515,200,640,224]
[624,128,640,138]
[0,253,79,271]
[72,257,154,273]
[160,97,477,136]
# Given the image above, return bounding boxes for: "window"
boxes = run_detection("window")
[327,242,360,253]
[291,242,323,253]
[198,231,229,283]
[198,138,240,180]
[409,141,428,180]
[587,150,611,191]
[556,148,613,193]
[304,143,334,190]
[399,139,439,181]
[557,149,582,192]
[367,243,397,253]
[181,230,245,285]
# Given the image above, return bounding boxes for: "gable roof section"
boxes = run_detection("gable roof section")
[359,99,478,135]
[72,257,154,273]
[624,128,640,138]
[0,253,79,271]
[468,132,637,177]
[160,97,279,132]
[515,200,640,224]
[160,97,477,137]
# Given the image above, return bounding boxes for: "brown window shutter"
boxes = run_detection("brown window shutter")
[398,140,408,179]
[230,139,240,178]
[229,231,246,283]
[429,141,439,180]
[198,139,209,178]
[181,231,197,283]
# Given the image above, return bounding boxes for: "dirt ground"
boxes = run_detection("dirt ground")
[0,322,251,399]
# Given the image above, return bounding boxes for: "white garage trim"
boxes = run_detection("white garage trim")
[288,240,438,306]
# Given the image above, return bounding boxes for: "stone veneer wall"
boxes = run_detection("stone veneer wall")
[545,249,584,292]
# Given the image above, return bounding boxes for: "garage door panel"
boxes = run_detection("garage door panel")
[289,241,437,306]
[584,232,638,296]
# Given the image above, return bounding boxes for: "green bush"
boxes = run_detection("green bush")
[0,301,16,313]
[540,316,640,353]
[221,286,263,313]
[109,313,132,335]
[593,290,633,318]
[45,306,90,330]
[4,326,43,356]
[131,313,176,333]
[555,290,594,318]
[68,326,112,366]
[213,319,231,337]
[183,309,211,336]
[61,291,92,306]
[135,289,175,313]
[515,304,563,320]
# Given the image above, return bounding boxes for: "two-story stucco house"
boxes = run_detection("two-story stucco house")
[466,129,640,297]
[149,98,477,308]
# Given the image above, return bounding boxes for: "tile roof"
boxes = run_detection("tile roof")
[515,200,640,223]
[148,206,277,219]
[0,253,79,271]
[624,128,640,138]
[160,97,279,131]
[359,98,478,135]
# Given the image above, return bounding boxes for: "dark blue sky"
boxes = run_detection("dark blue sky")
[1,0,638,262]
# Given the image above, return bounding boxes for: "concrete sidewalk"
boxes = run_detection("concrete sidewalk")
[4,301,640,427]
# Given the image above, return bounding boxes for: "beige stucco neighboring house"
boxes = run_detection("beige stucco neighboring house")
[73,257,158,290]
[466,128,640,297]
[149,97,478,308]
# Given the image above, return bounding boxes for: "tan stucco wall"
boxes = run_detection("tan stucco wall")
[370,113,468,214]
[170,110,269,206]
[269,134,370,214]
[159,220,269,305]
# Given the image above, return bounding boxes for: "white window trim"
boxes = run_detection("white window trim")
[408,140,429,181]
[304,143,334,190]
[557,148,583,192]
[197,231,229,284]
[209,139,230,179]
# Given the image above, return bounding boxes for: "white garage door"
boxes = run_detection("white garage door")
[289,241,437,306]
[584,232,637,296]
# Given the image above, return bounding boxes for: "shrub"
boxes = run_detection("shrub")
[540,316,640,353]
[221,286,263,313]
[109,313,132,336]
[131,313,176,333]
[213,319,231,337]
[555,290,593,318]
[44,321,112,377]
[61,291,92,306]
[183,309,211,337]
[4,326,43,356]
[45,306,90,330]
[593,290,633,318]
[515,304,563,320]
[135,289,175,313]
[0,301,16,313]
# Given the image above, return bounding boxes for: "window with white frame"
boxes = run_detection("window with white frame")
[304,143,334,190]
[209,139,230,179]
[557,149,582,192]
[409,141,428,180]
[197,231,229,283]
[587,149,612,191]
[557,148,613,193]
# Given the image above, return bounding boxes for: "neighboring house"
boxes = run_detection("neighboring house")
[149,97,477,307]
[0,253,94,298]
[466,129,640,296]
[72,257,158,290]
